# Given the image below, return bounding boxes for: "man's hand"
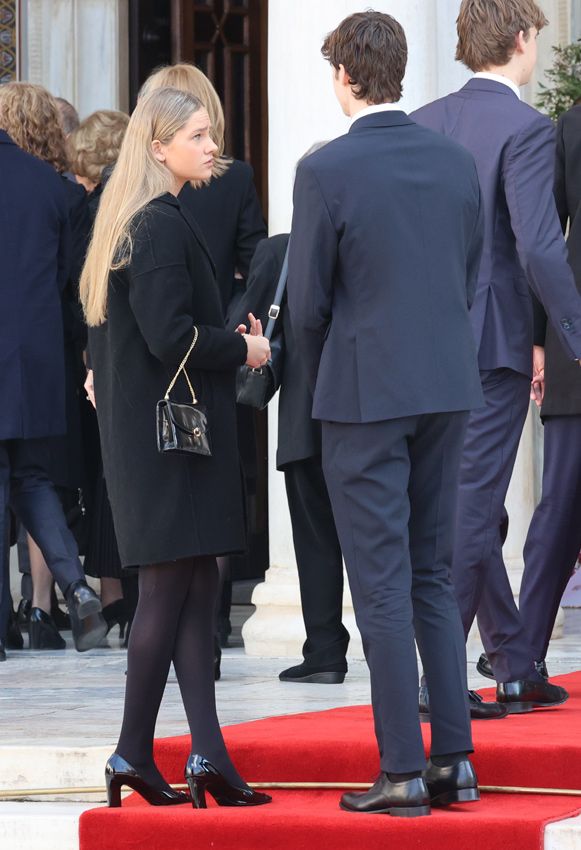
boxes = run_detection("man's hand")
[531,345,545,407]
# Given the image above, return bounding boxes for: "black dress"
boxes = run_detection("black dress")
[89,194,248,567]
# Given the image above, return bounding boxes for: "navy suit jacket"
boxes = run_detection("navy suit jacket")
[0,130,70,440]
[287,111,484,424]
[412,79,581,377]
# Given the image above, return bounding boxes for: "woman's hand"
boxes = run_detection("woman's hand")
[243,334,271,369]
[84,369,96,409]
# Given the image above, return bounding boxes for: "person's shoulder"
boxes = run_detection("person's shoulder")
[255,233,289,265]
[61,174,88,210]
[509,100,553,136]
[558,103,581,131]
[216,157,254,188]
[411,119,477,169]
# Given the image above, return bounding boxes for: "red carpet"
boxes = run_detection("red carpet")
[80,671,581,850]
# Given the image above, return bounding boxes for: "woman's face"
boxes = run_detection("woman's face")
[153,108,217,190]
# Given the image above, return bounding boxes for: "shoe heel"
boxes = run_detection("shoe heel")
[390,805,431,818]
[106,774,122,808]
[433,788,480,806]
[504,701,534,714]
[186,776,207,809]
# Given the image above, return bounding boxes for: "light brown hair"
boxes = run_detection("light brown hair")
[55,97,80,136]
[68,110,129,184]
[140,63,231,180]
[0,82,69,173]
[321,11,408,104]
[456,0,548,71]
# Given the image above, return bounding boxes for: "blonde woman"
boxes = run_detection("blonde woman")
[81,86,271,808]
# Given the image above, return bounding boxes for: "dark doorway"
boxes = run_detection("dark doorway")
[128,1,270,584]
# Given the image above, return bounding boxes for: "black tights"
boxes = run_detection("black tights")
[116,556,245,792]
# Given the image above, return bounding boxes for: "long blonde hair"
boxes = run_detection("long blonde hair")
[140,63,231,181]
[80,87,203,327]
[0,82,69,173]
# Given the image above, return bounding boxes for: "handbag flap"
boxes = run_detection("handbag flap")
[165,401,208,436]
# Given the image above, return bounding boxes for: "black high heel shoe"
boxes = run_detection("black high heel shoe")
[102,599,128,640]
[185,755,272,809]
[105,753,190,807]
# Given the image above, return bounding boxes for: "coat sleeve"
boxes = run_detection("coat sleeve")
[503,116,581,360]
[226,236,279,331]
[128,211,247,371]
[234,164,267,280]
[466,171,484,310]
[287,161,337,393]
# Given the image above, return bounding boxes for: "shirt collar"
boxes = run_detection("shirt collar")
[349,101,405,129]
[473,72,521,100]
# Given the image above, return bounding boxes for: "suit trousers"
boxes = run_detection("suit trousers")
[284,457,349,669]
[322,412,472,773]
[0,439,84,638]
[452,368,537,682]
[519,415,581,662]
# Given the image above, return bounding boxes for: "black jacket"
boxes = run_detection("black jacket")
[540,105,581,417]
[89,194,248,566]
[288,112,484,423]
[179,159,266,314]
[229,234,321,469]
[0,130,70,440]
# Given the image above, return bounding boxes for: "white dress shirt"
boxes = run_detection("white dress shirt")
[473,72,521,100]
[349,101,405,129]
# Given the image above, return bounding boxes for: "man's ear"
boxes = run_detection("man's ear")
[337,64,353,89]
[152,139,165,163]
[514,30,527,55]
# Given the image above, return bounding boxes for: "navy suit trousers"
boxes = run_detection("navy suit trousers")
[0,439,83,639]
[519,416,581,662]
[452,368,537,682]
[322,412,472,773]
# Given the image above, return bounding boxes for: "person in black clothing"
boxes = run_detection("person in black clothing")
[81,86,271,808]
[0,82,105,659]
[517,104,581,670]
[140,63,267,669]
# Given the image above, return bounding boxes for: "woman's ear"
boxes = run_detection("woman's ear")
[152,139,166,163]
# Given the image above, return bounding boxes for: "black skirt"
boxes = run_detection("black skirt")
[83,465,123,579]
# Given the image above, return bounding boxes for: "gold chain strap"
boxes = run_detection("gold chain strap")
[164,326,199,403]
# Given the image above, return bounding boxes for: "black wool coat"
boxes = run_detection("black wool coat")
[179,159,267,314]
[89,193,248,567]
[540,105,581,417]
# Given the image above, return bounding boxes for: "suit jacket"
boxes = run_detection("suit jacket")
[287,111,484,424]
[0,130,70,441]
[229,233,321,468]
[179,159,267,313]
[89,194,247,566]
[540,104,581,416]
[412,79,581,377]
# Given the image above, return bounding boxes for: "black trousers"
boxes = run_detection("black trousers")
[322,412,472,773]
[284,457,349,669]
[519,415,581,662]
[452,368,537,682]
[0,438,83,639]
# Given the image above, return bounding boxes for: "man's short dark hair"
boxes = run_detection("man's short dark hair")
[321,11,407,104]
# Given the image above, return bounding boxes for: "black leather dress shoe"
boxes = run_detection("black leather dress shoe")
[279,662,346,684]
[29,608,66,650]
[425,758,480,806]
[6,609,24,650]
[477,653,549,681]
[66,581,107,652]
[419,685,508,720]
[340,773,431,817]
[0,640,6,662]
[497,679,568,712]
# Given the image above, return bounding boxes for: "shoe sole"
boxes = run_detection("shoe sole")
[279,672,346,684]
[431,788,480,806]
[74,618,108,652]
[502,694,569,714]
[339,802,431,817]
[476,664,495,681]
[75,597,103,620]
[420,709,507,722]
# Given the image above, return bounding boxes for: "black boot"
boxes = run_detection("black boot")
[29,608,66,650]
[66,581,107,652]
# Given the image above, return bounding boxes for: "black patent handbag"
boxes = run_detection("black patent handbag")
[156,327,212,457]
[236,242,289,409]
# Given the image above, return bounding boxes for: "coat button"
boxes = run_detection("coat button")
[561,318,573,331]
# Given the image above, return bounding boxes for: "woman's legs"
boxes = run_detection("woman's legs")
[172,556,245,788]
[115,559,193,791]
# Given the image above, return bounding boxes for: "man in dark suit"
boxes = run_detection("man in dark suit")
[518,103,581,669]
[412,0,581,713]
[230,232,349,683]
[0,128,106,658]
[288,12,482,817]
